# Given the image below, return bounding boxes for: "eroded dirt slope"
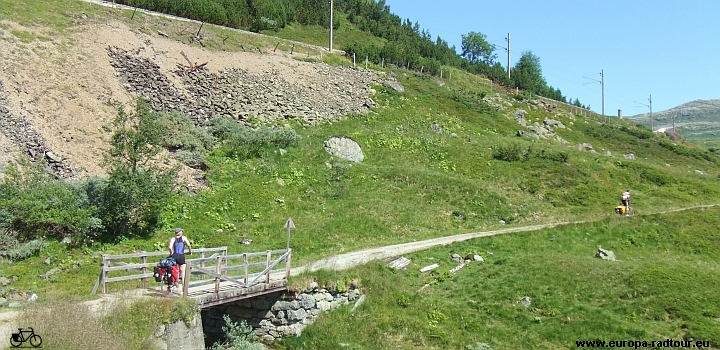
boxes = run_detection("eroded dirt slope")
[0,13,382,181]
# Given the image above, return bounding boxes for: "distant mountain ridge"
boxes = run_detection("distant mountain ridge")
[627,99,720,148]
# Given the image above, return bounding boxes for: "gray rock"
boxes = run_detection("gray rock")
[518,296,531,307]
[297,293,315,309]
[0,276,16,286]
[596,248,616,261]
[286,308,307,321]
[324,136,364,162]
[351,295,365,311]
[382,80,404,93]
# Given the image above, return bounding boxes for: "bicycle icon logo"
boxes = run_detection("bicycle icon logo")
[9,327,42,348]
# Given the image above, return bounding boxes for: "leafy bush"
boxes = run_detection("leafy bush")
[208,117,243,138]
[620,125,654,139]
[157,111,214,152]
[658,140,717,163]
[222,126,301,160]
[211,314,263,350]
[101,99,177,240]
[155,112,214,169]
[0,163,103,243]
[491,143,529,162]
[173,150,209,170]
[0,229,47,261]
[99,167,175,240]
[491,143,568,163]
[537,148,569,163]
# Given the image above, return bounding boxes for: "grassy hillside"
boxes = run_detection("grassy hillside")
[1,1,719,349]
[280,207,720,349]
[627,99,720,150]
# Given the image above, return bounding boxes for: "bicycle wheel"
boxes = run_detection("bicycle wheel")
[29,334,42,347]
[9,336,22,347]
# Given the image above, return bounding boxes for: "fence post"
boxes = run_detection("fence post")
[285,249,292,280]
[196,22,204,37]
[141,255,147,289]
[265,250,272,284]
[102,254,109,294]
[200,251,206,280]
[243,253,249,285]
[223,248,228,277]
[183,264,190,297]
[215,255,221,294]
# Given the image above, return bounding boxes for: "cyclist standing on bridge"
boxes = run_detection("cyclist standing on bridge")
[169,228,192,287]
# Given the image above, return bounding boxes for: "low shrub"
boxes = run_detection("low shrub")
[221,126,301,160]
[491,143,529,162]
[491,143,568,163]
[0,228,47,261]
[211,314,263,350]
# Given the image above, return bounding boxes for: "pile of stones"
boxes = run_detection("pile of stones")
[0,80,76,178]
[106,46,384,127]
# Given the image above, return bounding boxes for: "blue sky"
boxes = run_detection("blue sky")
[382,0,720,116]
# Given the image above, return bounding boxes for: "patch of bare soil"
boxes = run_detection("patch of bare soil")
[0,14,356,182]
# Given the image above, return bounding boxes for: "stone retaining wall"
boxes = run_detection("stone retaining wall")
[202,287,362,346]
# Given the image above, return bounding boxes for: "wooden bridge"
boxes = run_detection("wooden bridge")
[94,246,292,307]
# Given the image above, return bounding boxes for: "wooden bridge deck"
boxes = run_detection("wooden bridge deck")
[183,270,288,307]
[96,247,292,307]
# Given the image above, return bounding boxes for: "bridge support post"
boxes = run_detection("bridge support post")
[243,253,249,284]
[102,254,109,294]
[215,256,222,294]
[183,265,190,297]
[285,249,292,279]
[141,256,147,289]
[265,250,272,284]
[200,251,205,280]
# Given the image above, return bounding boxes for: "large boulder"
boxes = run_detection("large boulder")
[324,136,364,163]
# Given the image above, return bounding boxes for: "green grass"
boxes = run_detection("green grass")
[279,207,720,349]
[1,1,720,348]
[14,297,197,350]
[0,0,99,30]
[262,12,386,51]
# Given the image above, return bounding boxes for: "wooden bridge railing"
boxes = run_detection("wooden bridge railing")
[93,246,292,296]
[184,248,292,296]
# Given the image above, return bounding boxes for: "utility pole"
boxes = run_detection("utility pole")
[649,94,653,132]
[328,0,333,52]
[583,72,604,121]
[600,70,605,119]
[673,112,676,133]
[634,95,653,131]
[505,33,511,79]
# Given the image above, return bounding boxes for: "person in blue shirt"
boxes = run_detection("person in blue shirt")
[168,228,192,287]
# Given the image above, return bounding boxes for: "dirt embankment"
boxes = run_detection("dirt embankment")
[0,13,385,181]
